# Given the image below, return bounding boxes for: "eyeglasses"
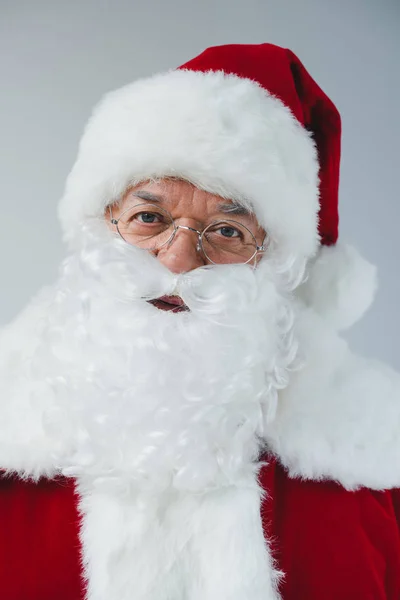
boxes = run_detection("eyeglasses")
[109,202,266,265]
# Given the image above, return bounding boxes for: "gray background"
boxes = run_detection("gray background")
[0,0,399,367]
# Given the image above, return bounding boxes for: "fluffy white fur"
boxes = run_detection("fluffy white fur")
[1,224,399,598]
[0,286,67,478]
[297,243,378,330]
[78,479,281,600]
[58,70,320,258]
[0,224,298,599]
[264,306,400,490]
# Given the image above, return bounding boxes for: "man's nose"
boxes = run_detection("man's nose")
[156,227,206,274]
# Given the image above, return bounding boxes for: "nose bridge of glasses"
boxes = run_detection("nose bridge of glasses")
[176,224,202,236]
[168,223,202,252]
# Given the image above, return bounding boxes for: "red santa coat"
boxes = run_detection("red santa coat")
[1,457,400,600]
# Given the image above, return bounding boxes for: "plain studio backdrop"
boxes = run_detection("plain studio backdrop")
[0,0,399,368]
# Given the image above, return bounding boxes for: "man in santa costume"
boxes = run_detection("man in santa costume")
[0,43,400,600]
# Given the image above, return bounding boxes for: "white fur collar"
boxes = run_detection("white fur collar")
[264,307,400,490]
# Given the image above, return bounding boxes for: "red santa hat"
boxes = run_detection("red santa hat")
[59,43,377,329]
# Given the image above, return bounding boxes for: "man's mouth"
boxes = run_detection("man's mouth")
[149,295,189,313]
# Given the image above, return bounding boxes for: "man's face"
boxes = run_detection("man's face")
[106,178,266,275]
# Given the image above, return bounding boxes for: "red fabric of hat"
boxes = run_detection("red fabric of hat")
[179,43,341,247]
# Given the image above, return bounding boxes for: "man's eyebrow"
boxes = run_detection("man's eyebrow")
[131,190,164,203]
[131,191,250,216]
[216,202,251,216]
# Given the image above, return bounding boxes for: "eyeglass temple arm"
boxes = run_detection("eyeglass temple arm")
[109,206,118,225]
[257,234,268,252]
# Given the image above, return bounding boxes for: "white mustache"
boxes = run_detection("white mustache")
[74,222,274,319]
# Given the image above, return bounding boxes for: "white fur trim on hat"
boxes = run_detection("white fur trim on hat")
[59,69,320,257]
[297,243,378,331]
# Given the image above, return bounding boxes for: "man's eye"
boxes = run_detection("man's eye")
[136,212,160,224]
[218,226,240,238]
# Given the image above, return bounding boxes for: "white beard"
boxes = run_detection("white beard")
[32,223,300,493]
[26,223,303,600]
